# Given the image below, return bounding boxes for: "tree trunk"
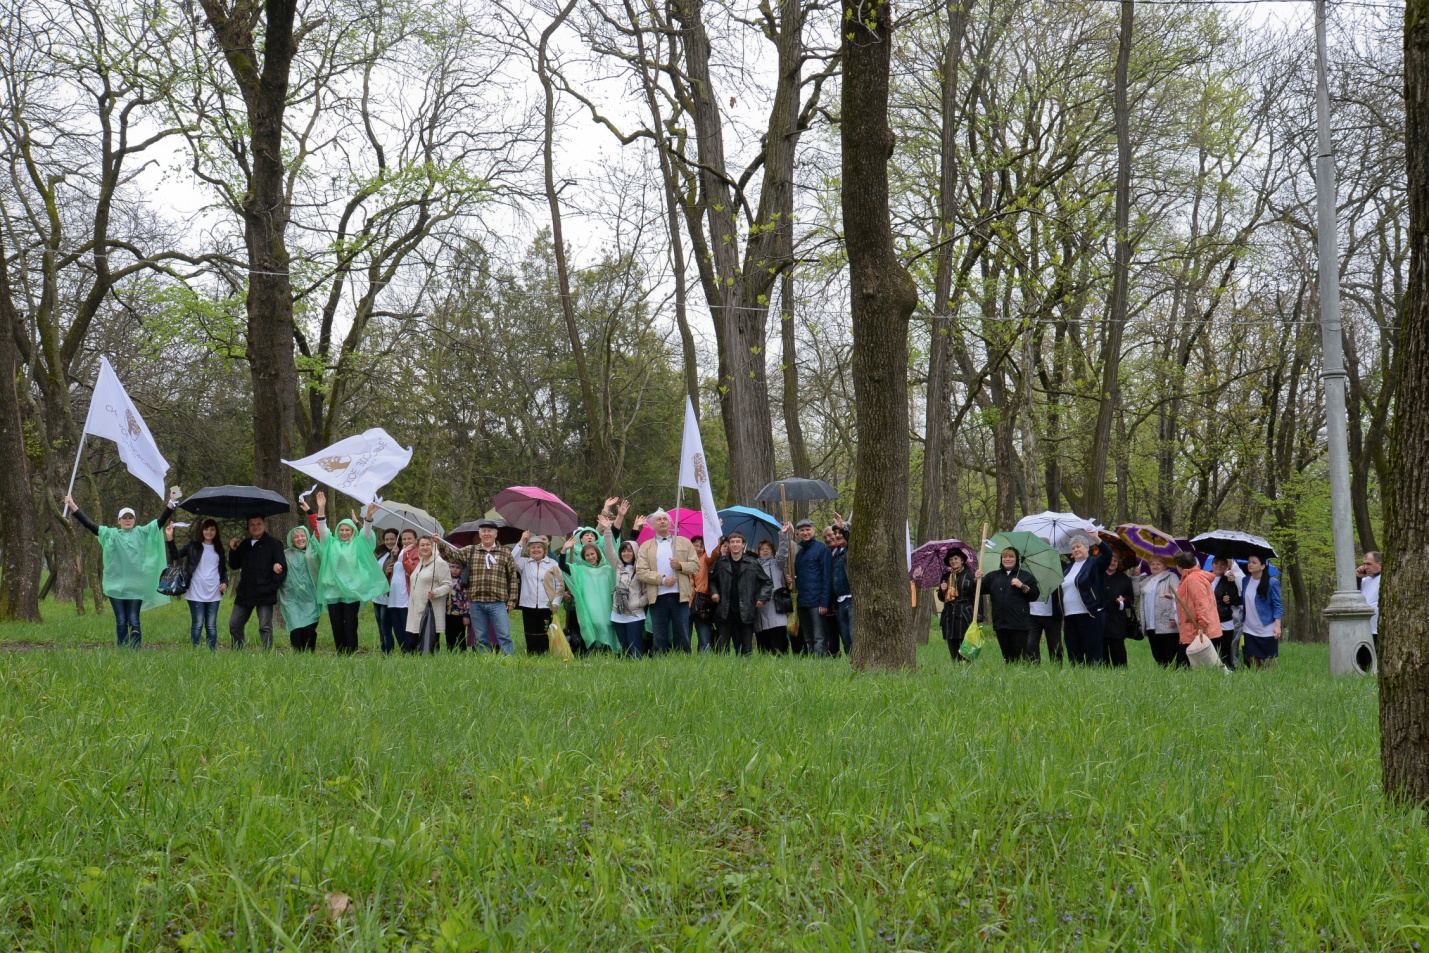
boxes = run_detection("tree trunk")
[843,0,919,672]
[780,271,811,477]
[0,242,41,622]
[1086,0,1133,522]
[1382,0,1429,806]
[199,0,302,497]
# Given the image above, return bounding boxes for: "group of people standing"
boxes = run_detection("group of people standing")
[937,533,1291,669]
[64,492,859,658]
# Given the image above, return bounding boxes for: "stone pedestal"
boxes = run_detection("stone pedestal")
[1324,589,1376,676]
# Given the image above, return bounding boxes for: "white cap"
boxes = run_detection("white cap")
[117,507,136,519]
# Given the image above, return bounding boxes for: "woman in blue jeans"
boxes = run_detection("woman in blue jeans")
[64,492,175,647]
[166,518,228,648]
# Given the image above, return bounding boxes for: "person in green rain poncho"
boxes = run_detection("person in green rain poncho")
[279,513,324,653]
[63,491,177,648]
[312,491,387,654]
[558,521,620,653]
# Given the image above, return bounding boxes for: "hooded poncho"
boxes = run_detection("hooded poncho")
[316,519,388,604]
[564,542,619,653]
[98,519,168,610]
[279,525,324,630]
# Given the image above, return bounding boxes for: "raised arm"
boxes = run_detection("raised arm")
[62,495,100,536]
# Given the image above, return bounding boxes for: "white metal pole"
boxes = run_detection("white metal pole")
[61,434,85,517]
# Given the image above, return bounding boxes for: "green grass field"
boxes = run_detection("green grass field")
[0,604,1423,951]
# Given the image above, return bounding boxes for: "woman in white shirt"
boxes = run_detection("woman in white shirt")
[383,528,417,653]
[166,519,228,649]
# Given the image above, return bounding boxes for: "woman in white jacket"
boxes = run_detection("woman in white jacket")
[405,536,453,654]
[1134,555,1182,667]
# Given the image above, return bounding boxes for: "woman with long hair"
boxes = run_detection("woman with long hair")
[1101,554,1136,668]
[312,491,387,654]
[372,528,398,653]
[166,517,229,649]
[1240,555,1283,668]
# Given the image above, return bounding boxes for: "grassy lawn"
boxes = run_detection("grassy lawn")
[0,626,1422,951]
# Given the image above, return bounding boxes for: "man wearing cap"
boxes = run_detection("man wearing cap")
[636,508,699,653]
[226,514,287,650]
[784,518,834,656]
[512,530,561,654]
[435,520,521,654]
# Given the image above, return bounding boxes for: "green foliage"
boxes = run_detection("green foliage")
[0,643,1420,949]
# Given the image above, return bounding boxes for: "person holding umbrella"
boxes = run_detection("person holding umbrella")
[434,519,520,655]
[313,492,386,654]
[786,518,834,656]
[754,532,791,653]
[978,547,1040,663]
[166,518,228,649]
[226,511,288,650]
[938,549,978,661]
[1058,533,1113,666]
[63,491,176,648]
[1240,554,1283,668]
[636,509,699,654]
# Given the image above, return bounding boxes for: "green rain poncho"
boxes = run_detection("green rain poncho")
[564,535,619,653]
[315,518,388,604]
[278,525,324,629]
[97,520,168,610]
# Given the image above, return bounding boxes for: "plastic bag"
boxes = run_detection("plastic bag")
[959,621,992,661]
[1186,633,1223,670]
[548,618,574,661]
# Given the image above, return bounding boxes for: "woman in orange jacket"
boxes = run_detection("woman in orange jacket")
[1172,551,1220,667]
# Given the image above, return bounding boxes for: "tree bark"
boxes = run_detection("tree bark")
[0,240,41,622]
[1382,0,1429,806]
[1086,0,1133,522]
[199,0,302,496]
[843,0,919,672]
[780,271,811,477]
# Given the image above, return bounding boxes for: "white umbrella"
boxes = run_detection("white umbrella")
[373,501,444,537]
[1013,510,1099,555]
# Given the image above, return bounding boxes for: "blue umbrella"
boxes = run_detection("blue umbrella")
[718,506,781,548]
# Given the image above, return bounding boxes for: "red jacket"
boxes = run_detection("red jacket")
[1175,568,1220,644]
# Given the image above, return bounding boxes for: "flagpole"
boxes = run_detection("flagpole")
[62,433,86,517]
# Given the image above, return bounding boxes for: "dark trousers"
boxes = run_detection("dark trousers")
[374,602,398,654]
[188,600,220,649]
[693,615,714,653]
[386,606,411,653]
[614,619,645,657]
[522,607,551,655]
[995,628,1030,663]
[1027,616,1062,664]
[228,602,273,650]
[715,618,755,655]
[446,615,468,651]
[945,637,967,662]
[1214,630,1237,669]
[834,599,853,655]
[111,597,143,648]
[328,601,360,654]
[648,593,691,653]
[289,623,318,652]
[797,605,831,656]
[1105,636,1128,667]
[1063,613,1105,666]
[756,626,790,653]
[1148,628,1180,667]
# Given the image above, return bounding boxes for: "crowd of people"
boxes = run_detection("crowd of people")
[63,493,856,657]
[63,490,1385,666]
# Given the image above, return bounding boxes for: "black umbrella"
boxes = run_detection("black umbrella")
[446,518,522,548]
[754,477,839,503]
[1189,529,1278,561]
[178,485,291,519]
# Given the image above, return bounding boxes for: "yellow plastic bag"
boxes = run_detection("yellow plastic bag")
[959,621,993,662]
[548,615,574,662]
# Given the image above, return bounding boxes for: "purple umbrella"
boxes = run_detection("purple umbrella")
[909,538,978,588]
[1116,523,1181,561]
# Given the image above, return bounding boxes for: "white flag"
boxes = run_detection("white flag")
[677,397,722,547]
[282,428,412,505]
[83,356,169,500]
[906,520,913,572]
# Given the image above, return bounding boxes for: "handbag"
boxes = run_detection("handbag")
[773,586,794,615]
[418,602,437,655]
[158,565,190,597]
[691,590,715,623]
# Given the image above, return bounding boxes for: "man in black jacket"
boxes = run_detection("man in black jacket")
[708,532,773,656]
[227,514,287,649]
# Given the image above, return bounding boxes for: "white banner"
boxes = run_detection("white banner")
[677,397,722,546]
[83,356,169,500]
[282,428,412,505]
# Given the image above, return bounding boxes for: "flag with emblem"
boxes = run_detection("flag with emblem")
[677,397,722,547]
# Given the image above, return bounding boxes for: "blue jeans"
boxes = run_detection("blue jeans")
[385,605,410,654]
[373,601,398,655]
[648,593,691,653]
[615,619,645,657]
[694,616,714,653]
[111,597,142,648]
[188,600,220,649]
[836,599,853,654]
[469,601,513,655]
[797,605,830,656]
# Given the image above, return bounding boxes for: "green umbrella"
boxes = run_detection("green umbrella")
[980,530,1064,599]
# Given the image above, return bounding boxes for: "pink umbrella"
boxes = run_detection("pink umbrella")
[635,508,705,544]
[492,486,579,536]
